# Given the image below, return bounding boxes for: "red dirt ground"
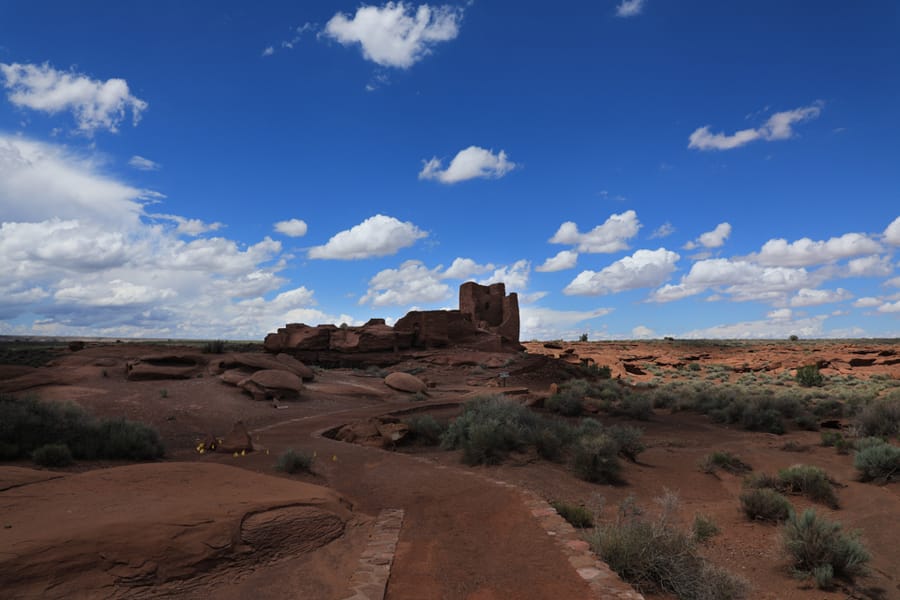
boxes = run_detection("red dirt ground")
[1,339,899,599]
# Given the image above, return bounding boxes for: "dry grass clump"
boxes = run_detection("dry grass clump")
[782,509,870,590]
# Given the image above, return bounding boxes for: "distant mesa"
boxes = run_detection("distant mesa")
[264,282,522,366]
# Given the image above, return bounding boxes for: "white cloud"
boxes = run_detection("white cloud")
[150,213,223,236]
[0,62,148,134]
[615,0,645,17]
[684,222,731,250]
[128,155,160,171]
[479,259,531,292]
[550,210,641,253]
[767,308,793,320]
[419,146,516,184]
[877,301,900,314]
[885,276,900,288]
[753,233,882,267]
[681,315,829,339]
[536,250,578,273]
[789,287,853,307]
[0,134,361,338]
[632,325,654,338]
[649,222,675,239]
[688,102,823,151]
[519,306,613,341]
[274,218,308,237]
[262,46,275,57]
[564,248,679,296]
[884,216,900,245]
[359,259,450,306]
[845,254,893,277]
[323,2,462,69]
[443,257,495,279]
[650,258,815,304]
[308,214,426,259]
[853,297,881,308]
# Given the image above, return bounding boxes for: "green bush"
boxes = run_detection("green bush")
[404,414,445,445]
[855,397,900,438]
[0,395,164,461]
[782,509,869,585]
[534,421,576,462]
[692,514,719,542]
[796,365,824,387]
[441,396,538,465]
[605,425,645,462]
[571,434,621,483]
[793,414,819,431]
[777,465,838,508]
[550,500,593,528]
[544,388,584,416]
[740,488,792,522]
[275,448,315,474]
[32,443,74,467]
[699,451,751,475]
[820,431,843,447]
[587,496,747,599]
[854,441,899,482]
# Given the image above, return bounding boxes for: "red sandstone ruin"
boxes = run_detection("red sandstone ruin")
[264,282,521,365]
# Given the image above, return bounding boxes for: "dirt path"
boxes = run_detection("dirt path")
[240,400,599,600]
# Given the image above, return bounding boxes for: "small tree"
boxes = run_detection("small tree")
[579,332,589,342]
[795,365,824,387]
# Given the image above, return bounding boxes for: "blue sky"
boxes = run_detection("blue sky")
[1,0,898,340]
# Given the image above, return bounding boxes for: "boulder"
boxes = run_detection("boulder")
[126,354,206,381]
[220,368,251,386]
[275,353,315,380]
[384,372,427,393]
[217,353,310,379]
[238,369,304,401]
[218,421,253,453]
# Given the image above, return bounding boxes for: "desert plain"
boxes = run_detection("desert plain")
[1,336,898,600]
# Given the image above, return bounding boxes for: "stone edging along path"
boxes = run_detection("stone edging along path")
[342,508,404,600]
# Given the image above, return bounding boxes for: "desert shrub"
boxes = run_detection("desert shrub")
[793,414,820,431]
[275,448,315,474]
[820,431,843,447]
[789,334,800,341]
[855,396,900,438]
[587,494,747,599]
[571,434,621,483]
[551,500,593,528]
[813,399,844,418]
[613,395,654,421]
[580,363,612,379]
[835,438,852,455]
[854,441,899,482]
[740,402,785,434]
[404,414,445,445]
[202,339,226,354]
[650,389,677,409]
[576,417,604,438]
[699,451,751,475]
[688,362,702,372]
[796,365,824,387]
[578,332,589,342]
[780,440,807,452]
[0,395,163,461]
[853,436,887,452]
[545,386,585,416]
[605,425,645,462]
[782,509,869,585]
[32,443,74,467]
[692,514,719,542]
[777,465,839,508]
[441,396,538,465]
[740,488,792,522]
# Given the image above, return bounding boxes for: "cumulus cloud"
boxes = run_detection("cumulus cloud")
[564,248,679,296]
[753,233,882,267]
[479,260,531,292]
[0,62,147,134]
[684,222,731,250]
[632,325,654,338]
[359,259,450,306]
[550,210,641,254]
[308,214,426,259]
[324,2,462,69]
[128,155,160,171]
[519,306,613,341]
[650,258,815,304]
[789,287,853,307]
[536,250,579,273]
[688,102,823,151]
[767,308,793,320]
[0,134,351,338]
[649,222,675,239]
[853,297,881,308]
[877,301,900,314]
[274,218,308,238]
[419,146,516,184]
[884,216,900,245]
[443,257,494,279]
[680,315,830,339]
[615,0,645,17]
[845,254,893,277]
